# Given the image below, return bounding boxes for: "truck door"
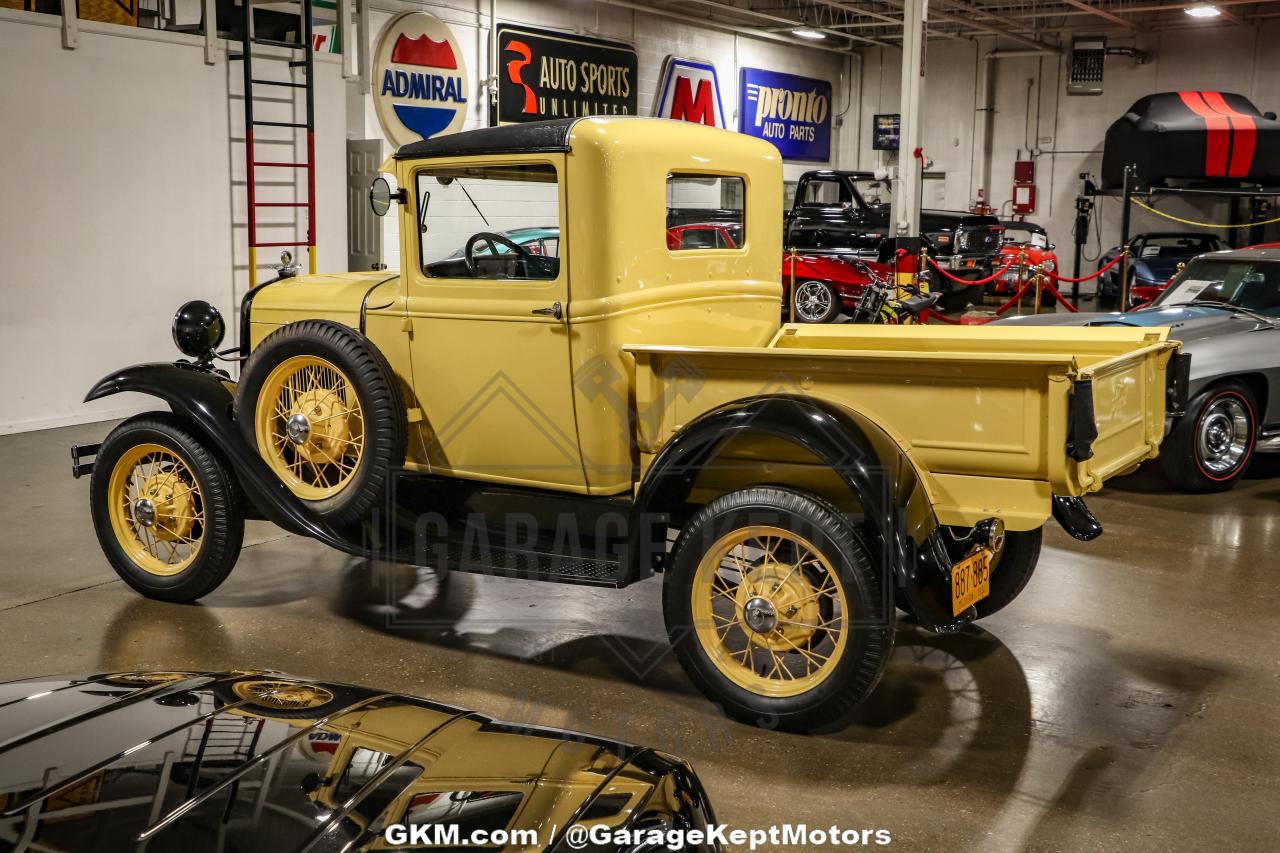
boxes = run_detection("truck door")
[402,158,588,491]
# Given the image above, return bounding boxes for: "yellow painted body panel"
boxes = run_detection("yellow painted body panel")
[628,323,1177,530]
[245,117,1176,532]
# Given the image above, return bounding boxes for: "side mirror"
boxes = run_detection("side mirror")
[369,177,405,217]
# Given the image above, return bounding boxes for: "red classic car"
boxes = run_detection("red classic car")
[666,224,889,323]
[994,220,1059,299]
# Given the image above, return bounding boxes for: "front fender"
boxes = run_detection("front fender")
[86,362,363,555]
[634,394,962,631]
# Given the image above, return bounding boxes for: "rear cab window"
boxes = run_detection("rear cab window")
[666,173,745,251]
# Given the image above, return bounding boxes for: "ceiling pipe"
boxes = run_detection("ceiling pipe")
[591,0,863,55]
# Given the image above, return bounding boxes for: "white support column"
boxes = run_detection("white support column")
[339,0,357,80]
[892,0,926,238]
[61,0,79,50]
[203,0,217,64]
[357,0,370,86]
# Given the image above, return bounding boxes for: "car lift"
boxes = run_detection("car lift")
[1076,166,1280,304]
[231,0,318,284]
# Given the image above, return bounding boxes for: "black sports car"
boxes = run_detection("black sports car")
[1102,91,1280,189]
[0,671,719,852]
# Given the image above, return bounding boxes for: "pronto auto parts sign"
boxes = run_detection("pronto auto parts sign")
[652,57,726,128]
[372,12,469,148]
[495,24,637,124]
[738,68,832,162]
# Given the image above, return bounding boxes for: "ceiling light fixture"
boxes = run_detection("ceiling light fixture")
[1184,4,1223,17]
[792,28,827,39]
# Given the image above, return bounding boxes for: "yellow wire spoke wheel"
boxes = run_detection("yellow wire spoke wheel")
[254,355,366,501]
[232,680,335,711]
[691,526,849,698]
[105,443,206,577]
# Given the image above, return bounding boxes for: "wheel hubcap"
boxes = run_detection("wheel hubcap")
[132,497,156,528]
[742,596,778,634]
[1197,397,1250,475]
[285,412,312,445]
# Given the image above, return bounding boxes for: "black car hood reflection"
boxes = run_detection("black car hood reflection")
[0,671,717,852]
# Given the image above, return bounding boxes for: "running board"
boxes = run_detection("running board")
[435,541,625,588]
[1257,430,1280,453]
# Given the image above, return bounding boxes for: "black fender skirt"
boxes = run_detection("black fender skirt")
[85,362,365,556]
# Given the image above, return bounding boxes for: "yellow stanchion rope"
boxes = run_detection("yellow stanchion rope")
[1131,197,1280,229]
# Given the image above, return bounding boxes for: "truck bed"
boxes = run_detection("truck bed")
[626,324,1179,530]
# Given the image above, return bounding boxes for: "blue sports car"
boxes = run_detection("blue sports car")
[1001,246,1280,492]
[1097,232,1224,305]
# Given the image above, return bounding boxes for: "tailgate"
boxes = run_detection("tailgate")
[1061,339,1184,492]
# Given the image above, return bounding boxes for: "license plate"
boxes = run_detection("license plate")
[950,549,992,616]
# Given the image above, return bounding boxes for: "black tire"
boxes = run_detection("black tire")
[967,528,1042,619]
[236,320,406,526]
[90,414,244,603]
[1161,382,1257,493]
[896,526,1042,620]
[792,280,840,323]
[663,487,894,733]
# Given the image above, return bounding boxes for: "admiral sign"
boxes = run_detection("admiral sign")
[495,24,637,124]
[652,57,726,129]
[738,68,832,162]
[372,12,469,148]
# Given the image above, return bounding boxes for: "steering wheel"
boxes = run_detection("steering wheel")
[464,232,530,277]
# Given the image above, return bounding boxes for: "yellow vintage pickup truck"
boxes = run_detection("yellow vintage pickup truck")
[76,118,1184,732]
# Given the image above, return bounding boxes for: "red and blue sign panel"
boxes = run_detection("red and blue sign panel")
[373,12,469,148]
[653,57,727,129]
[738,68,832,162]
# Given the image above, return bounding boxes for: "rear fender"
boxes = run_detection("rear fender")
[633,394,963,630]
[85,362,362,555]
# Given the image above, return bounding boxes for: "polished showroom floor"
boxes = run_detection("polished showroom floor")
[3,419,1277,851]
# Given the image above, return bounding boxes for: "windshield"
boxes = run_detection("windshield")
[1137,234,1222,257]
[1153,257,1280,314]
[415,163,560,281]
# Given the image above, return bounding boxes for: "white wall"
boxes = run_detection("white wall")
[0,2,854,433]
[0,12,347,433]
[855,25,1280,277]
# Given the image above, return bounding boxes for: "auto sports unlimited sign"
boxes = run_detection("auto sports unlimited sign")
[495,24,637,124]
[652,57,727,128]
[372,12,469,148]
[738,68,832,162]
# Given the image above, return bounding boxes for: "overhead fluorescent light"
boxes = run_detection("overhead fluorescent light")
[792,28,827,40]
[1184,4,1222,17]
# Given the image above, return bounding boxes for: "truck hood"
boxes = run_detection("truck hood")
[251,270,400,326]
[920,209,998,231]
[996,304,1266,344]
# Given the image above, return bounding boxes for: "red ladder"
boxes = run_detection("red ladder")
[231,0,317,284]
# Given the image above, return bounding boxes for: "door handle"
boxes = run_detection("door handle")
[531,301,562,320]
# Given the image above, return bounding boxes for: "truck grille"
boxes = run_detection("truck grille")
[957,225,1002,254]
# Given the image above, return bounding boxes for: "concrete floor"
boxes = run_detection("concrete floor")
[3,420,1278,851]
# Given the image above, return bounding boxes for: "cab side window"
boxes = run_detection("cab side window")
[666,173,745,251]
[416,163,560,281]
[800,177,847,207]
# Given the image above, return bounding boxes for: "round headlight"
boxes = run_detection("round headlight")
[1043,259,1056,273]
[172,300,225,360]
